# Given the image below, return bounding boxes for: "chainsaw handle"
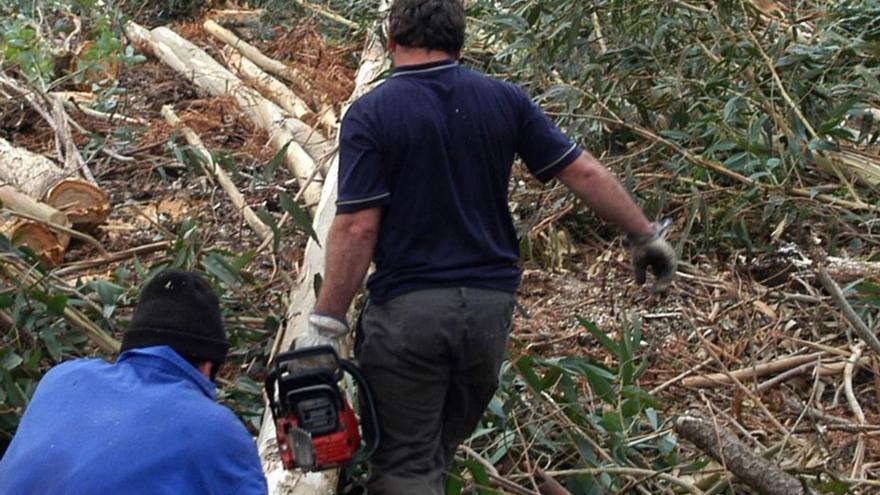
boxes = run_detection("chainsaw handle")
[340,359,381,463]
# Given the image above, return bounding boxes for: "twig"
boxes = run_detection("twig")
[816,268,880,355]
[681,352,825,388]
[538,466,703,494]
[459,445,540,495]
[291,0,358,29]
[53,241,170,277]
[844,343,867,479]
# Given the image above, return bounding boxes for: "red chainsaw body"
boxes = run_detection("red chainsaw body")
[275,396,362,470]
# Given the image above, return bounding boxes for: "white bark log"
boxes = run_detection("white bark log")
[161,105,274,244]
[223,48,337,173]
[204,20,312,93]
[0,138,109,228]
[124,21,325,210]
[257,16,390,493]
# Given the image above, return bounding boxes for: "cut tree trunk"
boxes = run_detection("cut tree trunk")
[0,186,71,266]
[0,137,110,229]
[676,411,813,495]
[256,11,390,492]
[124,21,325,210]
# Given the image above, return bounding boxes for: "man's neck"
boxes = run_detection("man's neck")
[392,47,456,68]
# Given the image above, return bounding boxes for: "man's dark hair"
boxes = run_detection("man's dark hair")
[389,0,466,54]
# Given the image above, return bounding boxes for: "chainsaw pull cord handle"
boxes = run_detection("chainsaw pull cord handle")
[339,359,381,463]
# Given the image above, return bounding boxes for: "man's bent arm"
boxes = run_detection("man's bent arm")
[556,151,654,236]
[314,207,381,319]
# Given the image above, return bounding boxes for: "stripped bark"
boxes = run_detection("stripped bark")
[675,412,811,495]
[256,13,390,493]
[0,138,110,229]
[161,105,274,244]
[124,21,325,210]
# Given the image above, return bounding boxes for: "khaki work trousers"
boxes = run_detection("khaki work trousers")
[355,287,514,495]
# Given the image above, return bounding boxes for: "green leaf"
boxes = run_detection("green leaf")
[817,479,851,495]
[445,462,464,495]
[279,192,320,246]
[46,294,68,316]
[460,459,494,493]
[515,355,545,393]
[255,207,281,253]
[576,317,622,359]
[0,349,23,371]
[201,252,241,287]
[265,141,291,180]
[234,376,262,395]
[583,363,615,404]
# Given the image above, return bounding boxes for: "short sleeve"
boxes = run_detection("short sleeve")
[336,101,392,213]
[514,87,582,183]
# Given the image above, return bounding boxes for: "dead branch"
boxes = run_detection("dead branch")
[53,241,169,277]
[675,411,811,495]
[816,267,880,355]
[161,105,273,244]
[844,343,867,479]
[291,0,358,29]
[681,352,825,388]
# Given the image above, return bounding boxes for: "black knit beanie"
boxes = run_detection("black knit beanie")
[121,269,229,364]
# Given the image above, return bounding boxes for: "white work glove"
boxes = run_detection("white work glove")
[295,312,350,352]
[625,219,677,293]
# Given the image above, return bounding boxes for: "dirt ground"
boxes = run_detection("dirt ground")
[3,12,877,486]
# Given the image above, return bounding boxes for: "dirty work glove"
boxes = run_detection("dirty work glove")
[295,313,349,352]
[625,219,677,293]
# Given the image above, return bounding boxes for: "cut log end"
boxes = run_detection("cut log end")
[46,179,111,230]
[2,221,67,267]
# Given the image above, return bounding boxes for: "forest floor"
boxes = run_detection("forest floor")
[3,6,879,494]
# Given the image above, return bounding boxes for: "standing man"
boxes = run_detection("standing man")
[0,269,268,495]
[298,0,676,493]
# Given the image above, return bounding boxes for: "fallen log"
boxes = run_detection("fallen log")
[256,10,390,492]
[203,20,312,93]
[224,47,314,120]
[124,21,324,210]
[222,48,338,170]
[0,138,110,229]
[675,411,812,495]
[161,105,273,244]
[0,186,71,266]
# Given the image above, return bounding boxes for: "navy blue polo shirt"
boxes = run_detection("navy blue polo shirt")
[337,59,581,303]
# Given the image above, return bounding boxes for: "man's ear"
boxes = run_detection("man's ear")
[197,361,213,379]
[387,32,397,52]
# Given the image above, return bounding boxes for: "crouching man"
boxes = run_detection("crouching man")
[0,269,268,495]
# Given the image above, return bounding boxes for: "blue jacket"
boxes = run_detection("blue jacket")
[0,346,267,495]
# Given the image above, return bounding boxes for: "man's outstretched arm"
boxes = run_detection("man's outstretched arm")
[555,151,653,236]
[314,207,382,320]
[556,150,677,291]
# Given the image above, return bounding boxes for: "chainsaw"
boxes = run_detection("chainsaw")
[265,345,379,471]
